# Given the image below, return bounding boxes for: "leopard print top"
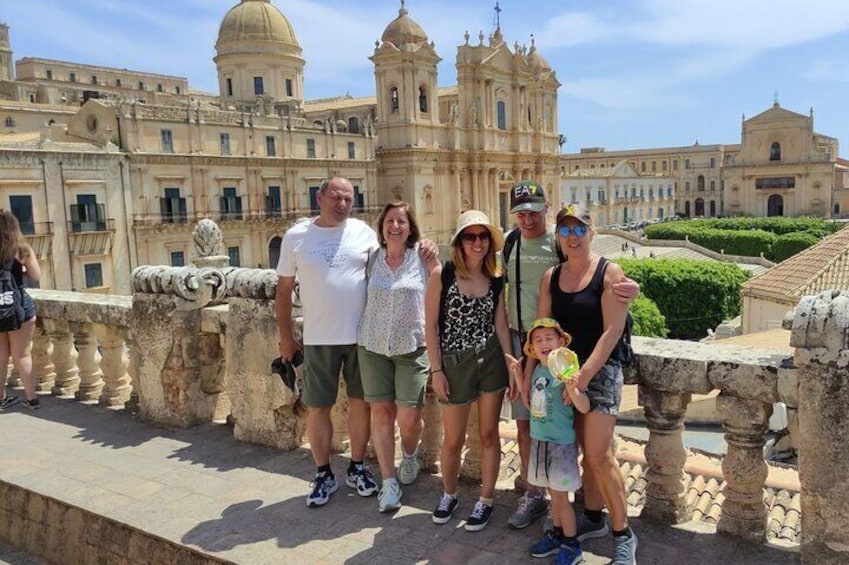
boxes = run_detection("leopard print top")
[440,280,495,352]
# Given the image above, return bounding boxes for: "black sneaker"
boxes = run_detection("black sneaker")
[0,395,20,411]
[432,494,459,524]
[22,398,40,410]
[464,501,493,532]
[346,465,378,497]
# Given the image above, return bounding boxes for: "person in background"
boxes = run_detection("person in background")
[0,210,41,411]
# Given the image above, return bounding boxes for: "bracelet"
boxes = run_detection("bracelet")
[430,368,443,375]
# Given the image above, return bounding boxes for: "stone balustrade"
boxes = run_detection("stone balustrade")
[16,221,847,564]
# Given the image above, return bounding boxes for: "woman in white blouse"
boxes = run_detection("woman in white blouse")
[357,201,440,513]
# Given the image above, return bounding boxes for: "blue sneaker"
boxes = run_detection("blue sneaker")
[555,543,584,565]
[529,530,564,558]
[612,531,637,565]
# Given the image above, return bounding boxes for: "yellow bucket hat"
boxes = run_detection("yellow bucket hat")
[523,317,572,358]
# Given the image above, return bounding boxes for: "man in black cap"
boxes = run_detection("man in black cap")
[503,180,640,531]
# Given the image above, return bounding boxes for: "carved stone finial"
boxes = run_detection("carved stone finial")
[191,219,230,268]
[464,30,470,45]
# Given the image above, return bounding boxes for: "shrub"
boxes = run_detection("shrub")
[616,258,750,340]
[772,232,820,262]
[630,295,668,338]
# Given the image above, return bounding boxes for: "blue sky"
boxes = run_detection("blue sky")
[5,0,849,154]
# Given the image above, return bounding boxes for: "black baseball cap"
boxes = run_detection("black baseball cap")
[509,180,547,214]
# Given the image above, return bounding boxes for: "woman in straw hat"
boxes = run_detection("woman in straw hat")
[424,210,517,532]
[536,204,637,564]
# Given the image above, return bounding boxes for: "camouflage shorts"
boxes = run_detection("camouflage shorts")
[585,362,624,415]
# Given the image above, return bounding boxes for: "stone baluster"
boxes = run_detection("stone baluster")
[31,321,56,392]
[716,393,770,543]
[640,387,693,523]
[44,318,80,397]
[460,400,482,480]
[70,322,105,403]
[419,384,443,473]
[789,290,849,564]
[123,329,139,411]
[94,324,132,408]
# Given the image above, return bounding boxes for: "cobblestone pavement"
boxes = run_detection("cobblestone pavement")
[0,389,799,564]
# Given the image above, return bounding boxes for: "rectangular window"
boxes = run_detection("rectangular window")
[220,133,231,155]
[710,180,716,191]
[266,135,276,157]
[160,129,173,153]
[46,69,53,80]
[348,141,355,159]
[170,251,185,267]
[91,75,97,84]
[138,81,145,90]
[175,86,181,94]
[266,186,281,217]
[598,190,605,202]
[353,185,364,211]
[157,84,163,93]
[640,162,646,172]
[226,78,233,97]
[673,159,678,171]
[651,161,656,172]
[253,77,264,95]
[220,187,243,220]
[228,246,241,268]
[306,138,316,158]
[497,101,506,130]
[69,72,76,83]
[309,185,320,212]
[161,188,187,223]
[84,263,103,288]
[710,157,716,168]
[71,194,106,232]
[685,159,691,169]
[662,160,668,171]
[285,78,293,97]
[116,78,122,87]
[9,195,34,235]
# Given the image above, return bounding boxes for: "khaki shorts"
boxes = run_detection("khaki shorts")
[440,335,508,405]
[358,346,428,408]
[527,440,582,493]
[302,344,363,408]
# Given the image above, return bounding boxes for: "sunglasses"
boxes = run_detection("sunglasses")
[460,230,491,244]
[558,225,588,237]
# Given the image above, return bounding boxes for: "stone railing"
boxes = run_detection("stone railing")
[18,220,849,564]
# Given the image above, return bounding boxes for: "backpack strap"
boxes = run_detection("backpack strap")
[491,275,504,327]
[437,260,456,340]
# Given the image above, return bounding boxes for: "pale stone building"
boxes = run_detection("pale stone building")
[561,160,675,227]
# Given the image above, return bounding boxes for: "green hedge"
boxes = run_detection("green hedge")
[644,218,843,259]
[772,232,820,263]
[630,295,668,338]
[617,258,750,340]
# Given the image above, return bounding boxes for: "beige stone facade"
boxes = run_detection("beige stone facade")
[0,2,846,294]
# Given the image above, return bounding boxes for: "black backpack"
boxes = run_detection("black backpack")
[0,260,25,332]
[597,258,634,367]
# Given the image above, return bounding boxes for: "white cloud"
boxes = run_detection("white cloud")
[804,60,849,83]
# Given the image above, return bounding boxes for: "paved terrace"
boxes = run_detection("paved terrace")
[1,392,799,565]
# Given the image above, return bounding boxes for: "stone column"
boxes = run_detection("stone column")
[460,400,482,481]
[94,324,132,408]
[716,393,771,543]
[71,322,105,403]
[420,384,443,473]
[789,290,849,565]
[640,387,692,523]
[44,318,80,397]
[31,322,56,392]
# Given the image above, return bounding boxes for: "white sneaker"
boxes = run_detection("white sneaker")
[378,478,402,513]
[398,454,421,485]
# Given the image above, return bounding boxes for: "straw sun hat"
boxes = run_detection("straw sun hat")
[449,210,505,251]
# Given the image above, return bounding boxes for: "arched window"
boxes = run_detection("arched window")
[268,236,282,271]
[419,86,428,113]
[767,194,784,217]
[697,175,705,192]
[348,117,359,134]
[390,87,399,113]
[497,100,506,130]
[695,198,705,216]
[770,142,781,161]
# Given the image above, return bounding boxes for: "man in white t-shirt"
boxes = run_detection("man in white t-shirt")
[276,176,380,507]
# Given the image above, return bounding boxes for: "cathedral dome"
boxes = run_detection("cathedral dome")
[217,0,299,48]
[381,3,429,48]
[527,40,552,71]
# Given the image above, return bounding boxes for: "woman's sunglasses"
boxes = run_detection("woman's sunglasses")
[557,225,588,237]
[460,230,491,243]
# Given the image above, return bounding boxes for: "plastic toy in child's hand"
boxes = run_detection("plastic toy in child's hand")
[548,347,580,383]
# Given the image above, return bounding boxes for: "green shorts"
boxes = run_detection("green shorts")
[440,335,509,405]
[302,344,364,408]
[358,346,428,408]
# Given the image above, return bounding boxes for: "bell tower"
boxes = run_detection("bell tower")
[0,23,14,82]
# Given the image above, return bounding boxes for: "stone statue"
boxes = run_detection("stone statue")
[468,101,479,127]
[448,101,459,124]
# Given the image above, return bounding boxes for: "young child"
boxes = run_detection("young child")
[520,318,589,565]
